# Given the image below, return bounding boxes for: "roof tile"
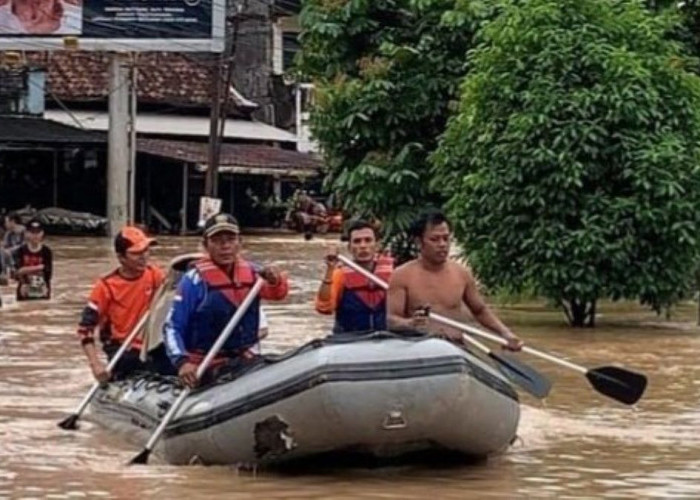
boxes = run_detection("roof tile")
[26,51,249,108]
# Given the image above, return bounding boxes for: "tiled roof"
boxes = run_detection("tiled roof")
[137,138,322,172]
[0,115,104,144]
[26,51,254,109]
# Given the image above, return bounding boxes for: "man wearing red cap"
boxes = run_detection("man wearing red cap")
[76,226,168,382]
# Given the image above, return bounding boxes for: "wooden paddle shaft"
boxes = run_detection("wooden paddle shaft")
[433,312,587,374]
[140,278,265,454]
[337,255,587,375]
[67,310,151,419]
[336,255,496,356]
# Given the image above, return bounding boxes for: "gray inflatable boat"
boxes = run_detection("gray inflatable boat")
[89,332,520,466]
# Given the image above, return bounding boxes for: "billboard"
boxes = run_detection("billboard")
[0,0,224,52]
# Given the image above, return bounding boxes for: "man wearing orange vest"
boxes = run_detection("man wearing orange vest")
[316,220,393,333]
[164,213,288,388]
[77,226,168,382]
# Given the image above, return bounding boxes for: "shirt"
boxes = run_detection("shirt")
[12,244,53,301]
[77,265,165,349]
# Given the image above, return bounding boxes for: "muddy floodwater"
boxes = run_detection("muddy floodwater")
[1,234,699,499]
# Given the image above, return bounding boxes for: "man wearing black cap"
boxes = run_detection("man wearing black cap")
[11,218,52,301]
[164,213,288,388]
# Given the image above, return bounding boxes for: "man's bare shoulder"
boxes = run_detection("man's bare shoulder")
[389,259,419,284]
[447,259,474,281]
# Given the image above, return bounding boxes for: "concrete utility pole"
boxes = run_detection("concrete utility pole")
[107,53,130,237]
[205,55,223,198]
[128,54,138,224]
[205,1,243,199]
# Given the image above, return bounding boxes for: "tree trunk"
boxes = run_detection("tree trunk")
[696,269,700,327]
[563,298,597,327]
[586,300,596,327]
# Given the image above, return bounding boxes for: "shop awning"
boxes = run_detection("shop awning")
[44,110,299,144]
[137,138,322,177]
[0,116,104,145]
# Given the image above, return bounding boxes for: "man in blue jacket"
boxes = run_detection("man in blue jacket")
[164,213,288,387]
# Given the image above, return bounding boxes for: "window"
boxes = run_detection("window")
[282,32,300,72]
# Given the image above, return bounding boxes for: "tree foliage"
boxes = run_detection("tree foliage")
[297,0,488,259]
[432,0,700,326]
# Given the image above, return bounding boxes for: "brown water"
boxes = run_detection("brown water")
[1,235,699,499]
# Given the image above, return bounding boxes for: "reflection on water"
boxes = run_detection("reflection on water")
[2,234,700,498]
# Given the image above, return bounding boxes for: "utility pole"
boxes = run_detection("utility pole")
[205,1,242,199]
[107,53,130,237]
[205,54,223,198]
[128,53,138,223]
[216,4,243,162]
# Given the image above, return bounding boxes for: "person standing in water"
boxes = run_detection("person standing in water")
[12,219,52,301]
[76,226,169,382]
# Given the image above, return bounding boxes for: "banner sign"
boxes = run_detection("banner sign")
[198,196,222,228]
[0,0,224,52]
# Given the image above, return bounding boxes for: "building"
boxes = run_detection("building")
[0,41,321,232]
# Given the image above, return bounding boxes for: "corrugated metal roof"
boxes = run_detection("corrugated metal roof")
[137,138,321,176]
[44,109,299,143]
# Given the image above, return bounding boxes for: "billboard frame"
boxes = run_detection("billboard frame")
[0,0,225,53]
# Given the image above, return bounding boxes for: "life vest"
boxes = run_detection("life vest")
[187,258,261,356]
[334,255,393,334]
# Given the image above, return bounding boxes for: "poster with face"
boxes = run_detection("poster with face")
[0,0,222,51]
[0,0,82,35]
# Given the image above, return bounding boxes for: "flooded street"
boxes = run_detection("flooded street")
[2,234,700,498]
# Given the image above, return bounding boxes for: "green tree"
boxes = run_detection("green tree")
[297,0,490,260]
[646,0,700,59]
[432,0,700,326]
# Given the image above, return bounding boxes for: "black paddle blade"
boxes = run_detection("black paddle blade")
[489,352,552,399]
[129,448,151,465]
[586,366,647,405]
[57,414,79,430]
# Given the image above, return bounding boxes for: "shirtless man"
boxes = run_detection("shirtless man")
[387,210,523,351]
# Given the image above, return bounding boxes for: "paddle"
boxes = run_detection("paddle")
[57,254,197,431]
[426,303,647,406]
[337,255,552,399]
[139,253,204,361]
[129,277,265,465]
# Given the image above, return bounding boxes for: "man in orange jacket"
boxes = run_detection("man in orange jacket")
[316,220,393,334]
[77,226,169,382]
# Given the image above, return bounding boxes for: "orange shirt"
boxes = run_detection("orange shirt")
[315,267,345,315]
[77,265,165,349]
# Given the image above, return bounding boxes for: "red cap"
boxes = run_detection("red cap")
[114,226,156,254]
